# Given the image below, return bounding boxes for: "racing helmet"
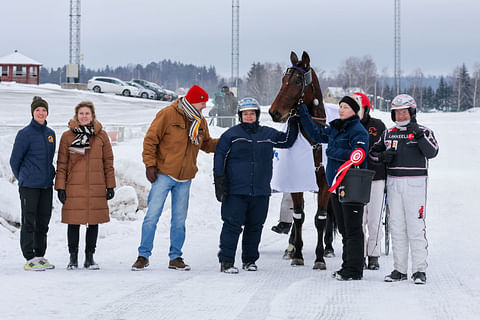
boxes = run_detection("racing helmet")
[391,94,417,121]
[238,97,260,122]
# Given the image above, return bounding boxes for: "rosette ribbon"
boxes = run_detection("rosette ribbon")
[328,148,366,193]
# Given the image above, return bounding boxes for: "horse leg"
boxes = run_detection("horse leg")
[313,164,330,269]
[282,226,296,260]
[324,198,336,257]
[290,192,305,266]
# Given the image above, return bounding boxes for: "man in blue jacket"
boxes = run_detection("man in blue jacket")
[214,97,298,273]
[10,96,56,271]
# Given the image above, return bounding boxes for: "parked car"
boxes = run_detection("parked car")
[87,76,139,97]
[131,79,168,101]
[163,89,178,101]
[126,81,156,99]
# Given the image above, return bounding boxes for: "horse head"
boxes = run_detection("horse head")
[269,51,325,123]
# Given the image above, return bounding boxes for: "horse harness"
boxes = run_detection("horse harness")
[281,65,326,172]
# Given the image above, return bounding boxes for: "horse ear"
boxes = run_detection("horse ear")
[301,51,310,69]
[290,51,299,65]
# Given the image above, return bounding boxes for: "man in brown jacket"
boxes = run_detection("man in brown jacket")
[132,85,217,271]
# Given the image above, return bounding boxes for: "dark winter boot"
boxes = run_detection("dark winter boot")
[271,222,292,234]
[84,252,100,270]
[220,261,239,274]
[412,271,427,285]
[67,252,78,270]
[367,256,380,270]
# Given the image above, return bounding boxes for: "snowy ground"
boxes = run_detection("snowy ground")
[0,83,479,320]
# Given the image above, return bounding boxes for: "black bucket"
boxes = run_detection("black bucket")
[338,168,376,204]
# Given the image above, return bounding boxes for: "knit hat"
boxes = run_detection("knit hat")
[354,92,371,112]
[31,96,49,115]
[339,94,361,114]
[185,85,209,104]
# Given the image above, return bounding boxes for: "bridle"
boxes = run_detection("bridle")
[278,65,325,121]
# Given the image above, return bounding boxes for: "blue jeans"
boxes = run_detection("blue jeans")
[138,174,192,260]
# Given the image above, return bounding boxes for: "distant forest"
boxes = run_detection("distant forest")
[40,56,480,112]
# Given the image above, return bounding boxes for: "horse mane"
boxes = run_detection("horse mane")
[307,67,326,120]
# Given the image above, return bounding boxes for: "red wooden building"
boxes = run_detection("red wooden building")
[0,50,42,85]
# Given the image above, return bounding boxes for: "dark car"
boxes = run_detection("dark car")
[131,79,168,101]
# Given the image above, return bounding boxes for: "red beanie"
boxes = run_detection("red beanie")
[185,85,209,104]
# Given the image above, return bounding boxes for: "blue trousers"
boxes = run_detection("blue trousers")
[138,174,191,260]
[218,195,269,264]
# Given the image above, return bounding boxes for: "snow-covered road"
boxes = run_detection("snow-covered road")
[0,84,479,320]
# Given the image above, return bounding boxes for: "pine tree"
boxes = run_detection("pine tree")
[454,64,472,111]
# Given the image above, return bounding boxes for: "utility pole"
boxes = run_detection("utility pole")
[394,0,401,95]
[68,0,81,83]
[231,0,239,95]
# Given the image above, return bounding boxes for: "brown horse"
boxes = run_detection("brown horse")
[269,51,332,269]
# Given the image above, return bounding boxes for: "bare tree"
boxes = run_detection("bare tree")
[473,63,480,109]
[336,56,377,92]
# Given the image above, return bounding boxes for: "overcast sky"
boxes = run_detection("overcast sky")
[1,0,479,78]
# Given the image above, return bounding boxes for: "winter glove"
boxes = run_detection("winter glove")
[379,149,397,164]
[146,166,158,183]
[214,176,228,202]
[106,188,115,200]
[407,120,424,139]
[57,189,66,204]
[297,104,309,116]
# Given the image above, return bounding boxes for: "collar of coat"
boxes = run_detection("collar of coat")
[68,119,102,133]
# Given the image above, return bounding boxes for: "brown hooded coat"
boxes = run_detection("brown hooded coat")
[55,120,116,225]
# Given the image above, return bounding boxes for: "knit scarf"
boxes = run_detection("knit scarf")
[179,98,203,145]
[71,125,94,148]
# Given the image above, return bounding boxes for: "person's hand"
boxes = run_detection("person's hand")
[57,190,66,204]
[146,166,158,183]
[407,120,424,139]
[379,149,397,164]
[297,104,309,115]
[214,176,228,202]
[106,188,115,200]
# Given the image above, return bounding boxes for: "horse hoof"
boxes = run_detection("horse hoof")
[313,261,326,270]
[282,250,293,260]
[324,249,335,258]
[291,258,304,266]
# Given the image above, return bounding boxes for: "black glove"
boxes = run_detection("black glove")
[57,189,66,204]
[106,188,115,200]
[379,149,397,164]
[407,120,424,139]
[146,166,158,183]
[214,176,228,202]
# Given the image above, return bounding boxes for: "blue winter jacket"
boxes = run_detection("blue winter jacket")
[298,104,369,186]
[10,119,56,188]
[214,118,298,196]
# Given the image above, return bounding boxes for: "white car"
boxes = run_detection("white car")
[87,76,140,97]
[126,81,156,99]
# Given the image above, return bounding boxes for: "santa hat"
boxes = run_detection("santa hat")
[185,85,209,104]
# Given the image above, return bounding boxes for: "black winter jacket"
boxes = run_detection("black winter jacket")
[370,122,439,177]
[361,114,387,180]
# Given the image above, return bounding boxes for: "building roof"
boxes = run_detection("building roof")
[0,51,42,65]
[326,87,365,97]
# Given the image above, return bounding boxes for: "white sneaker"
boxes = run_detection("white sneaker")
[37,257,55,270]
[24,258,46,271]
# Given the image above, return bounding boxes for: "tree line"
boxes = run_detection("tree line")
[40,57,480,112]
